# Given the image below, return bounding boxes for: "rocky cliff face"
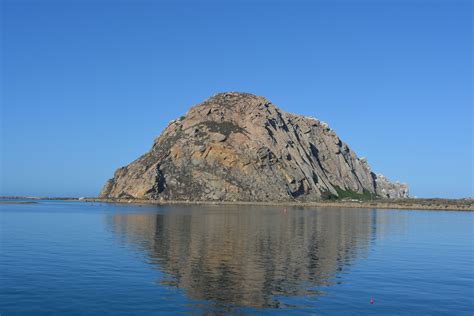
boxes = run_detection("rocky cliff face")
[100,92,408,201]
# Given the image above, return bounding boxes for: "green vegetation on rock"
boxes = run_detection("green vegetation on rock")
[201,121,246,137]
[323,187,377,201]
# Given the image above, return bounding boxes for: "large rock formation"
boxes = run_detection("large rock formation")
[100,92,408,201]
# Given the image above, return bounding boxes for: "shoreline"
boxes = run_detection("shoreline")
[82,198,474,211]
[2,196,473,211]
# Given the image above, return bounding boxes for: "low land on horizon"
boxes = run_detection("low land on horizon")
[1,196,473,211]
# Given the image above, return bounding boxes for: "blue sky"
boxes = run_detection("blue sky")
[1,0,472,198]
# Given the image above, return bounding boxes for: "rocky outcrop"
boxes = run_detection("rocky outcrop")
[100,92,408,201]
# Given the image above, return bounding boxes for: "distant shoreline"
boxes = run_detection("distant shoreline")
[1,196,472,211]
[0,197,474,211]
[87,198,474,211]
[0,201,39,204]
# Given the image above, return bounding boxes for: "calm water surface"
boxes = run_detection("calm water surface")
[1,201,473,315]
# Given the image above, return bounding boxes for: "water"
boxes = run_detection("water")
[1,201,473,315]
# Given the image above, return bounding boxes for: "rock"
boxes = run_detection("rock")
[99,92,409,201]
[208,132,227,142]
[373,173,409,199]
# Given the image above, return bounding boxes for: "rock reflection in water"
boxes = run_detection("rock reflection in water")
[107,206,399,309]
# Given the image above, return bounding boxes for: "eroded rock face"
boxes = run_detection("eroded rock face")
[100,92,408,201]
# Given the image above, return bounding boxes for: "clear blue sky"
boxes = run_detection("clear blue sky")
[1,0,472,198]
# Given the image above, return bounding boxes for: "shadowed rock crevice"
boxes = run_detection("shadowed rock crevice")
[99,92,408,201]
